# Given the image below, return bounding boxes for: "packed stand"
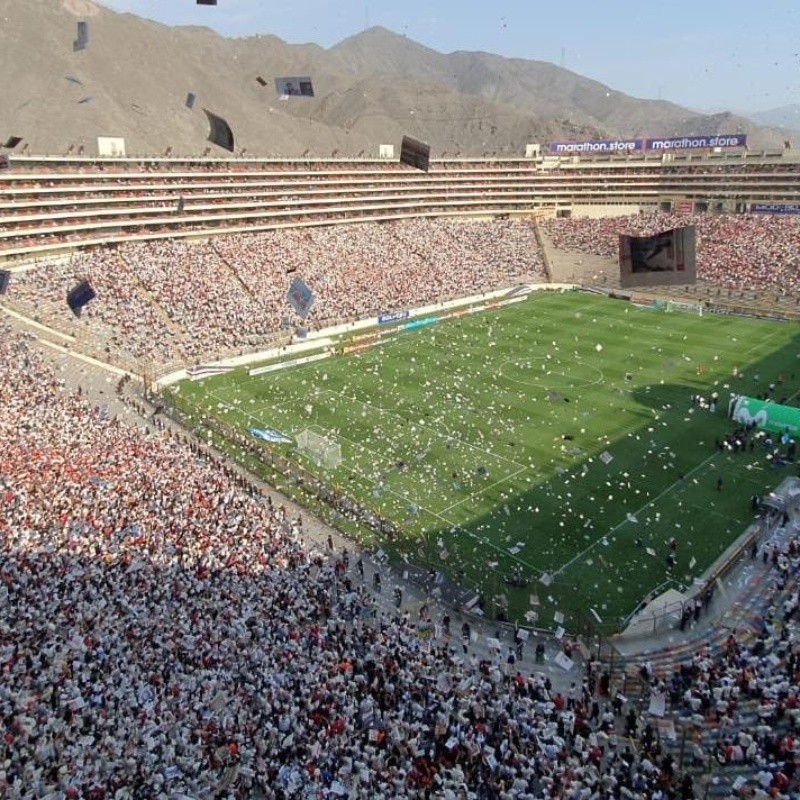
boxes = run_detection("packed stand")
[636,530,800,796]
[0,321,734,799]
[6,219,546,368]
[215,219,544,330]
[8,251,183,367]
[540,212,800,295]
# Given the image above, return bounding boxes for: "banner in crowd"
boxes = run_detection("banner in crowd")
[67,280,96,316]
[619,226,697,289]
[287,278,314,319]
[549,133,746,155]
[248,427,293,445]
[750,203,800,215]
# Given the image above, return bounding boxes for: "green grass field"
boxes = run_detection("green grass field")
[175,291,800,631]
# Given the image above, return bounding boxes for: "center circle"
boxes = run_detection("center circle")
[500,356,604,390]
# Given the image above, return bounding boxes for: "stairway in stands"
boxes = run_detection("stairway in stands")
[609,575,771,696]
[603,559,798,797]
[118,251,189,346]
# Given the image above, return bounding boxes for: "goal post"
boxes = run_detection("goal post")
[296,428,343,469]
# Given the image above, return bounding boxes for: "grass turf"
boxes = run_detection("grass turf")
[174,291,800,631]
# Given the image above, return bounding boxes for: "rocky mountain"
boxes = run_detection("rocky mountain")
[746,104,800,135]
[331,27,790,148]
[0,0,790,157]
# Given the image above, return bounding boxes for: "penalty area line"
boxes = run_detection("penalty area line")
[551,450,720,579]
[439,466,528,515]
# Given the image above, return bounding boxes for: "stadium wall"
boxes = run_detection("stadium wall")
[3,154,800,262]
[156,282,573,388]
[568,204,647,218]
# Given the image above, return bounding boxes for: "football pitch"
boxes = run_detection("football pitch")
[175,291,800,631]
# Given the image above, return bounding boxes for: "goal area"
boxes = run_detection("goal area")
[296,428,343,469]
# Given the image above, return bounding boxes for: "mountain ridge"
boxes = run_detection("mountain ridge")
[0,2,790,157]
[746,104,800,134]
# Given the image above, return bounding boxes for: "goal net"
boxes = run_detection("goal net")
[296,428,342,469]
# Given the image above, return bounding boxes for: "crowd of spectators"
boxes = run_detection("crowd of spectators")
[639,532,800,795]
[0,319,691,799]
[6,219,545,368]
[4,249,181,365]
[0,163,540,250]
[540,212,800,295]
[6,315,798,799]
[5,209,800,796]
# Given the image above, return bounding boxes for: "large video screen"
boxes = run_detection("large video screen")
[619,226,696,289]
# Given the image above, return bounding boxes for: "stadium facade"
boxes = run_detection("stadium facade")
[1,148,799,261]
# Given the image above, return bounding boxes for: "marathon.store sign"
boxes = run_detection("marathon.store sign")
[750,203,800,215]
[549,134,747,155]
[549,138,644,155]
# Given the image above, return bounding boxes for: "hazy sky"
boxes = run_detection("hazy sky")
[97,0,799,112]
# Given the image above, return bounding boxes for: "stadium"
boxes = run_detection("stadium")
[4,8,800,800]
